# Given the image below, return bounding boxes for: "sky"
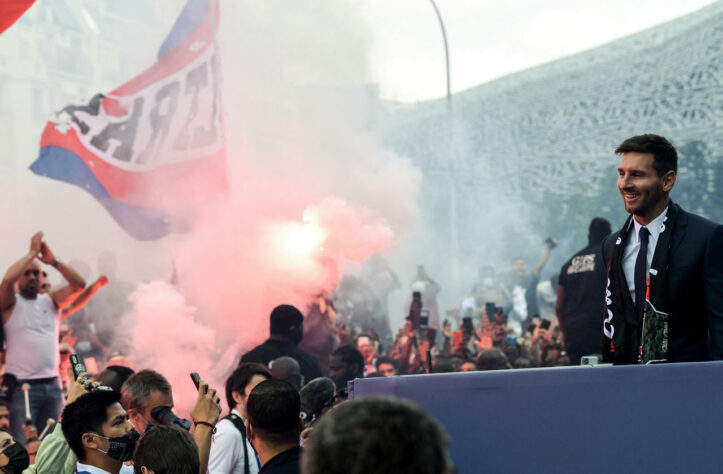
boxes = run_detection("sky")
[357,0,716,102]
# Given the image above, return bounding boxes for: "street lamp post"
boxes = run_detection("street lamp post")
[429,0,459,293]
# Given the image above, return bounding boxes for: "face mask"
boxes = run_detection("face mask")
[1,443,30,473]
[482,278,494,288]
[93,430,140,462]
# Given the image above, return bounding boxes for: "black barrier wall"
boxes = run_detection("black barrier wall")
[349,361,723,474]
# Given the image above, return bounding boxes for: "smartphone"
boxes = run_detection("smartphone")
[70,354,87,380]
[540,319,551,330]
[462,317,474,335]
[485,302,496,324]
[190,372,201,391]
[419,309,430,329]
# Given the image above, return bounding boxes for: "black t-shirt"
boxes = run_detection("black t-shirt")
[259,446,301,474]
[240,339,322,382]
[557,242,607,347]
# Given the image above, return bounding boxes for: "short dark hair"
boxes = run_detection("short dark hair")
[133,426,199,474]
[299,377,335,414]
[476,348,510,371]
[269,304,304,337]
[615,134,678,175]
[302,396,452,474]
[225,363,271,411]
[96,365,135,392]
[331,345,364,378]
[374,356,398,371]
[246,380,300,446]
[61,391,122,461]
[121,369,171,414]
[269,357,303,390]
[588,217,612,245]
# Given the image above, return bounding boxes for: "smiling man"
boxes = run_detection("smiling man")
[601,134,723,364]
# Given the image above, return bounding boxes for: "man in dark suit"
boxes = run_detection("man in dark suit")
[602,134,723,364]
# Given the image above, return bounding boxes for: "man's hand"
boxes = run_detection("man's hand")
[190,380,221,426]
[66,366,90,406]
[29,232,43,257]
[38,241,56,265]
[59,329,77,352]
[532,327,547,343]
[335,322,351,347]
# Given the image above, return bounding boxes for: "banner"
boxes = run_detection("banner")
[31,0,226,240]
[0,0,34,36]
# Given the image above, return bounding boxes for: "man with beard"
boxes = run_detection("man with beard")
[327,345,364,399]
[602,134,723,363]
[0,232,86,443]
[241,305,322,383]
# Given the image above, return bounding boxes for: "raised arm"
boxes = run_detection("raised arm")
[38,241,86,308]
[0,232,43,314]
[61,276,108,318]
[532,238,557,278]
[190,380,222,474]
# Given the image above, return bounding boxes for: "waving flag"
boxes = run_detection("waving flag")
[31,0,226,240]
[0,0,35,36]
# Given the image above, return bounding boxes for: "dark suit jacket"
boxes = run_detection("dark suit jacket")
[602,204,723,362]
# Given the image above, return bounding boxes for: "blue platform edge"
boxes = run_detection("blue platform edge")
[349,361,723,474]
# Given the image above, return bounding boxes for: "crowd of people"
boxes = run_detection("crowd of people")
[0,134,720,473]
[0,228,597,474]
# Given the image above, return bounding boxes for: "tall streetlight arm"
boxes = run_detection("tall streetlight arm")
[429,0,451,110]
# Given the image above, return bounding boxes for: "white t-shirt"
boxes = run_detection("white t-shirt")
[208,409,260,474]
[4,293,59,379]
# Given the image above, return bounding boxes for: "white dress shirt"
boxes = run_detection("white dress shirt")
[208,409,260,474]
[75,461,134,474]
[622,208,668,303]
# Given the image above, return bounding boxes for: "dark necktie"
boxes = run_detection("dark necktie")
[634,227,650,320]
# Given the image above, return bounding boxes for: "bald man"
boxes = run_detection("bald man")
[0,232,86,443]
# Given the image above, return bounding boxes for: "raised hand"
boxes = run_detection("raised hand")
[38,241,56,265]
[29,232,43,256]
[191,380,221,426]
